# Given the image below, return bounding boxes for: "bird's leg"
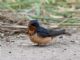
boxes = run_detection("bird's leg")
[37,43,42,46]
[36,43,47,47]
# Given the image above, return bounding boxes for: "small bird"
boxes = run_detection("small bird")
[26,20,71,46]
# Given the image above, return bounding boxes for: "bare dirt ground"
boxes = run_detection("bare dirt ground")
[0,10,80,60]
[0,31,80,60]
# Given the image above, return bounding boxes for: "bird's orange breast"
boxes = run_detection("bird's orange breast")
[29,33,53,45]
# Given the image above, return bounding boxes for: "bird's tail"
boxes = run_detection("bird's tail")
[50,28,71,37]
[64,30,71,36]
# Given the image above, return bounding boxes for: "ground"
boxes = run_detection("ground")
[0,31,80,60]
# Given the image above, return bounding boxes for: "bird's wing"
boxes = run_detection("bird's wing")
[48,28,66,36]
[36,26,66,37]
[37,27,51,37]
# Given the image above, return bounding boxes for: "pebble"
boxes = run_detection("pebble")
[0,45,1,46]
[64,48,67,50]
[9,51,11,53]
[70,41,75,43]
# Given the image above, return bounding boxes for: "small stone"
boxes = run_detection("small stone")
[64,48,67,50]
[73,54,76,55]
[0,45,1,46]
[59,36,63,38]
[6,38,10,42]
[9,51,11,53]
[11,41,15,42]
[70,41,75,43]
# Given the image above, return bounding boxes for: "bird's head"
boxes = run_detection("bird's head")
[28,20,40,28]
[27,20,40,35]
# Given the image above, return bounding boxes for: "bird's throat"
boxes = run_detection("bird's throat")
[27,25,36,36]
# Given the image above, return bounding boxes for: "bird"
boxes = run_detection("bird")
[26,20,71,46]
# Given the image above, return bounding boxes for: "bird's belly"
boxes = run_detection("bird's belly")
[29,33,52,45]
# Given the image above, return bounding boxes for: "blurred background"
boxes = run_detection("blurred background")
[0,0,80,28]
